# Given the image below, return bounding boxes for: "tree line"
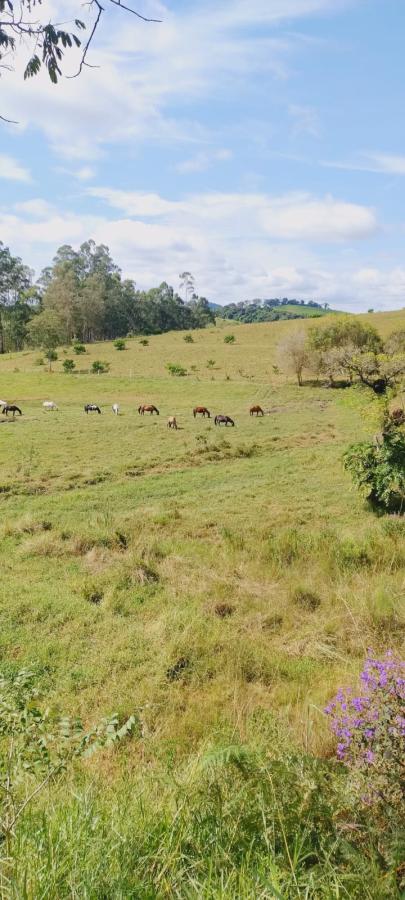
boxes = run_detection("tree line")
[217,297,331,324]
[0,241,215,353]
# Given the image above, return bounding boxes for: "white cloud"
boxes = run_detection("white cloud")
[88,186,377,241]
[0,185,385,311]
[75,166,97,181]
[288,104,320,138]
[176,148,232,173]
[1,0,345,156]
[0,154,31,183]
[323,152,405,176]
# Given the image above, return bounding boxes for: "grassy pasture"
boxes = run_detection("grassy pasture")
[0,312,404,895]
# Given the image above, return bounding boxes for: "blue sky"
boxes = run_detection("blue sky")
[1,0,405,309]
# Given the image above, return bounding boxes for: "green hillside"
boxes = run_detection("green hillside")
[0,311,403,896]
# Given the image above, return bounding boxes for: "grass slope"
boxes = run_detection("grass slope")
[0,312,404,895]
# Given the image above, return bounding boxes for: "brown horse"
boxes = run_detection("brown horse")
[138,404,159,415]
[250,405,264,416]
[193,406,210,418]
[167,416,178,429]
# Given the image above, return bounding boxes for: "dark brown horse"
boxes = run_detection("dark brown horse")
[250,405,264,416]
[214,415,235,427]
[138,404,159,415]
[3,404,22,416]
[193,406,210,418]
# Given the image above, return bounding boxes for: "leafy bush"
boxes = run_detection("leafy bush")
[114,339,126,351]
[34,357,44,366]
[206,359,216,369]
[183,334,194,343]
[166,363,187,377]
[73,343,86,355]
[325,650,404,809]
[224,334,235,344]
[344,429,405,511]
[62,359,76,373]
[0,669,136,850]
[139,339,149,346]
[91,360,110,375]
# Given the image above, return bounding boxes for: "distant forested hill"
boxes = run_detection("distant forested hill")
[215,298,342,323]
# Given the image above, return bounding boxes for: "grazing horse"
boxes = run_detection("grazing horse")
[43,401,58,411]
[250,405,264,416]
[3,405,22,416]
[112,403,120,415]
[214,415,235,427]
[167,416,178,430]
[84,404,101,414]
[138,404,159,415]
[193,406,211,418]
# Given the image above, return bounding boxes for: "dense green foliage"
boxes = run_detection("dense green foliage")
[218,298,334,323]
[0,241,215,352]
[344,425,405,511]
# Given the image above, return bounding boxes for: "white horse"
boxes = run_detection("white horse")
[43,401,58,411]
[112,403,120,415]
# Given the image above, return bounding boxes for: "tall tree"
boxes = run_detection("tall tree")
[0,242,32,352]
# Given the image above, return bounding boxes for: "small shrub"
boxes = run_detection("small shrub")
[73,343,86,355]
[206,359,216,369]
[114,339,126,351]
[34,357,44,366]
[224,334,235,344]
[325,650,404,810]
[183,334,194,343]
[91,360,110,375]
[344,430,405,512]
[166,363,187,377]
[62,359,76,373]
[139,339,149,346]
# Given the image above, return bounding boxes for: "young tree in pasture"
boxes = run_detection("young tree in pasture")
[278,329,310,386]
[45,349,58,372]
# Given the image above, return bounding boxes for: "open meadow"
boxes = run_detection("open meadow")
[0,312,404,897]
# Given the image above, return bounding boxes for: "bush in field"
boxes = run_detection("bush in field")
[34,357,44,366]
[206,359,216,369]
[139,339,149,346]
[114,339,126,351]
[224,334,235,344]
[183,334,194,343]
[73,343,86,355]
[325,650,404,809]
[167,363,187,377]
[0,669,136,850]
[62,359,76,373]
[344,428,405,512]
[91,360,110,375]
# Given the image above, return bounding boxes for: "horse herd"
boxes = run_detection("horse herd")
[0,400,267,428]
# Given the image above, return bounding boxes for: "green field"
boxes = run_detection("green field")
[0,312,404,896]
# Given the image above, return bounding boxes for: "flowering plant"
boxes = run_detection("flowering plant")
[325,651,404,808]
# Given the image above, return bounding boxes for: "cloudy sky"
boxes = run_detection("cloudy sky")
[1,0,404,309]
